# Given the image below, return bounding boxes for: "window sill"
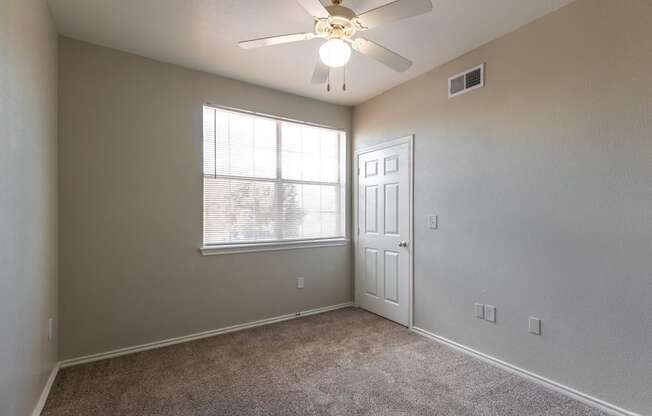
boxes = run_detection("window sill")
[200,238,350,256]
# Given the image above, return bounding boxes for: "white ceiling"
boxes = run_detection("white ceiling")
[47,0,575,106]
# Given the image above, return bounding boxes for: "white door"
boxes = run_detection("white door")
[356,141,411,326]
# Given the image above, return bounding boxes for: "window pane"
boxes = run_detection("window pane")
[297,184,341,239]
[204,178,276,244]
[281,122,340,183]
[207,110,276,179]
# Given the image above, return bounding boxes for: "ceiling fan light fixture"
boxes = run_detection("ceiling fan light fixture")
[319,38,351,68]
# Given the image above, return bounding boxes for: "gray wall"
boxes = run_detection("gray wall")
[0,0,59,415]
[58,38,353,360]
[353,0,652,414]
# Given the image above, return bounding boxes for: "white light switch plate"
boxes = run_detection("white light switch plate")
[475,303,485,319]
[297,277,304,289]
[428,215,438,230]
[484,305,496,323]
[529,317,541,335]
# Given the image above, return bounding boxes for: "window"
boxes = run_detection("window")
[202,106,347,251]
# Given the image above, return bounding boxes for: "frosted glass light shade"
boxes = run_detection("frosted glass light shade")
[319,39,351,68]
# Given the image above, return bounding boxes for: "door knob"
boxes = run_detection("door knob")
[398,241,408,247]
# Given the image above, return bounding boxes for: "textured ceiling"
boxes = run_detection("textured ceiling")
[47,0,575,105]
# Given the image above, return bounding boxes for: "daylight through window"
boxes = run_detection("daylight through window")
[203,106,346,246]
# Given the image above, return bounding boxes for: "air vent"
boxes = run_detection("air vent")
[448,64,485,98]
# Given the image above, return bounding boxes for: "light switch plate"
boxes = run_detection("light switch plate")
[475,303,485,319]
[428,215,438,230]
[529,317,541,335]
[297,277,304,289]
[484,305,496,323]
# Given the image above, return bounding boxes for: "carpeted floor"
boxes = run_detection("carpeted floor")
[43,308,608,415]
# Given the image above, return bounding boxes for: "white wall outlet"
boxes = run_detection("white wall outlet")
[428,215,438,230]
[297,277,304,289]
[48,318,53,341]
[474,303,485,319]
[529,317,541,335]
[484,305,496,323]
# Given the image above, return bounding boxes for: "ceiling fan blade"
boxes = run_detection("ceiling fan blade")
[311,60,329,84]
[356,0,432,30]
[296,0,330,19]
[238,32,313,49]
[352,38,412,72]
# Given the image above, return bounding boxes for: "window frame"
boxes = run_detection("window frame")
[200,104,349,256]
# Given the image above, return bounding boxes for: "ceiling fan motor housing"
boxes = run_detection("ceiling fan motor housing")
[316,5,359,40]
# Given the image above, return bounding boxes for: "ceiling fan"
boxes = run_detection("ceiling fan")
[238,0,433,91]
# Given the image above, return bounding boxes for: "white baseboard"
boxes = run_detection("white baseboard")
[32,363,59,416]
[60,302,354,368]
[411,327,640,416]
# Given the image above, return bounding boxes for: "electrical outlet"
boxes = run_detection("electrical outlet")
[474,303,485,319]
[428,215,438,230]
[484,305,496,323]
[297,277,304,289]
[528,317,541,335]
[48,318,53,341]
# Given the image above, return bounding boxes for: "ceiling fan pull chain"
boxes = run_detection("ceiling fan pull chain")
[327,67,331,92]
[343,65,347,91]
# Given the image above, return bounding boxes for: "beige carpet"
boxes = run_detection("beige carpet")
[43,308,608,415]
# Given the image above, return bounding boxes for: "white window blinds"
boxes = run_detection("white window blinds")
[203,106,346,246]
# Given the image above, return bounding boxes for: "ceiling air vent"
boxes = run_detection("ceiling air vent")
[448,64,485,98]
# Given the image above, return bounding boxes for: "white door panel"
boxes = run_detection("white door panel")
[384,250,399,303]
[365,248,379,296]
[384,183,399,235]
[356,142,410,326]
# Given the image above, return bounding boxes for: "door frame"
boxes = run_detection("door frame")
[353,135,414,329]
